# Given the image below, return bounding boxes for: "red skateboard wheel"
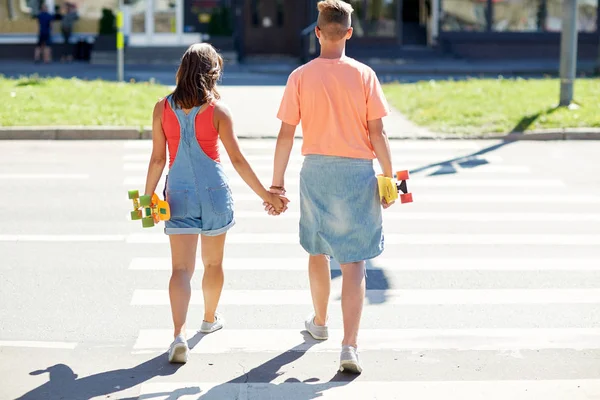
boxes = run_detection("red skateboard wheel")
[396,170,410,180]
[400,193,413,203]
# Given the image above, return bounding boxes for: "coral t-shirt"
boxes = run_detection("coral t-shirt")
[277,56,390,160]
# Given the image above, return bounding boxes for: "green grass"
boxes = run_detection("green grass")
[383,77,600,134]
[1,76,170,127]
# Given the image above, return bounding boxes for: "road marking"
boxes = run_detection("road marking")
[137,380,600,400]
[125,233,600,245]
[123,176,564,188]
[0,235,125,242]
[232,211,600,222]
[229,193,600,203]
[123,140,481,150]
[123,154,505,163]
[133,328,600,352]
[0,341,77,349]
[128,257,600,271]
[1,233,596,245]
[0,173,89,180]
[131,288,600,305]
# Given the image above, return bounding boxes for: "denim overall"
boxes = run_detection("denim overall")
[163,95,235,236]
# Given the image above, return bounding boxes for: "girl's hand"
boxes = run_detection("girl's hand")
[263,187,288,216]
[265,193,289,215]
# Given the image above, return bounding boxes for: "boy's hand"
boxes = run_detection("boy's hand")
[382,198,394,209]
[264,188,289,216]
[265,192,289,215]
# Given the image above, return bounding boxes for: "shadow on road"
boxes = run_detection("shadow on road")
[15,330,210,400]
[139,332,357,400]
[16,331,355,400]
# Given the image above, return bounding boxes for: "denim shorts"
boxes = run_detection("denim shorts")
[299,155,384,264]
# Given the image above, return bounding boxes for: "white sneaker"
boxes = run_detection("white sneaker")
[168,335,189,364]
[339,345,362,374]
[304,314,328,340]
[200,313,225,334]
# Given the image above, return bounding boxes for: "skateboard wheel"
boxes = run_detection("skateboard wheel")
[400,193,413,203]
[128,190,139,200]
[140,195,152,207]
[131,210,143,220]
[142,217,155,228]
[396,170,410,180]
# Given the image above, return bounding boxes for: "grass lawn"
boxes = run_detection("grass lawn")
[2,75,600,134]
[383,77,600,134]
[1,76,170,127]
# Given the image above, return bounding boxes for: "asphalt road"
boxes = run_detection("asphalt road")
[1,139,600,400]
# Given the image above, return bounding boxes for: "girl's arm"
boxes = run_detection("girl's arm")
[215,103,287,213]
[144,99,167,196]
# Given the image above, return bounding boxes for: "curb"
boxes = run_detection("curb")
[1,127,600,141]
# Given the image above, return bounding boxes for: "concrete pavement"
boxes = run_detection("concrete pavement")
[1,139,600,399]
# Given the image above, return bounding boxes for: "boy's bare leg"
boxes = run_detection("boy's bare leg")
[34,46,41,62]
[308,254,330,326]
[340,261,366,347]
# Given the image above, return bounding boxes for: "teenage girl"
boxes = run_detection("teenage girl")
[143,43,288,363]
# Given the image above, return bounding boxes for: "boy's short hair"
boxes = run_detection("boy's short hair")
[317,0,354,40]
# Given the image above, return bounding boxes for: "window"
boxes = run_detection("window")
[493,0,544,31]
[545,0,597,32]
[344,0,398,38]
[251,0,284,28]
[0,0,117,35]
[441,0,487,31]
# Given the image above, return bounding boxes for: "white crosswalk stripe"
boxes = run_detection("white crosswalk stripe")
[123,139,600,399]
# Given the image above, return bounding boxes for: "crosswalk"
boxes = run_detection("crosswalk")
[121,139,600,399]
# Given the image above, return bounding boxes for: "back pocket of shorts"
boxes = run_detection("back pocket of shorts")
[208,185,233,215]
[166,190,188,218]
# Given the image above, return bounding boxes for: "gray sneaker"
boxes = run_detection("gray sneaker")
[304,314,328,340]
[200,313,224,334]
[168,335,189,364]
[339,345,362,374]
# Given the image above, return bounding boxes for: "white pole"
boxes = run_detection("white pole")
[176,0,183,45]
[431,0,439,46]
[559,0,579,106]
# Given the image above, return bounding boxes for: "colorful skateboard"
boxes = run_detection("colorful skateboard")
[377,170,413,205]
[128,190,170,228]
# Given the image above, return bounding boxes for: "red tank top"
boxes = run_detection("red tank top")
[162,100,220,168]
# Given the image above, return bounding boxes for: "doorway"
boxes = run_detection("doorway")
[401,0,429,46]
[243,0,308,56]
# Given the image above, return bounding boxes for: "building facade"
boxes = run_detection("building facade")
[0,0,598,61]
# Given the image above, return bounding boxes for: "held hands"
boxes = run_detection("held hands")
[263,187,289,216]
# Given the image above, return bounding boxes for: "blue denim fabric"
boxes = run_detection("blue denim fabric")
[163,95,235,236]
[299,155,384,264]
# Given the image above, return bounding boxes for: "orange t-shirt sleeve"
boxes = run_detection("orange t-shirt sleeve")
[365,68,390,121]
[277,71,301,126]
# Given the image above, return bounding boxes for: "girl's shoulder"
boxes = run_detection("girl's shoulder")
[153,97,168,118]
[212,100,232,119]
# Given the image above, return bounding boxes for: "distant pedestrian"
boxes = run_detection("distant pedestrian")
[142,43,288,364]
[60,2,79,62]
[34,3,55,63]
[265,0,396,374]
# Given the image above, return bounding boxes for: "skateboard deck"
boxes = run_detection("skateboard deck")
[377,170,413,205]
[128,190,170,228]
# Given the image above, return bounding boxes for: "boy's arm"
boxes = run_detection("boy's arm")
[271,122,296,190]
[368,118,393,178]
